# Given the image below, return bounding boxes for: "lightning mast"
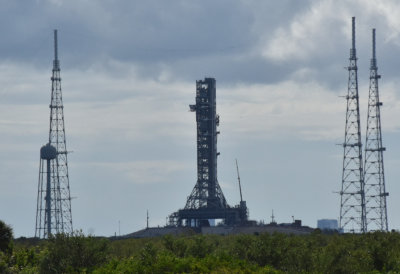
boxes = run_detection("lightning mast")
[363,29,389,231]
[35,30,73,238]
[339,17,366,233]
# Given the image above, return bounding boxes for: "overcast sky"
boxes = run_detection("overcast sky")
[2,0,400,237]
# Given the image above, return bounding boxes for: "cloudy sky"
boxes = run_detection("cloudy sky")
[2,0,400,237]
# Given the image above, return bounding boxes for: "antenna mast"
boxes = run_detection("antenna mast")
[146,210,149,229]
[363,29,389,231]
[339,17,366,233]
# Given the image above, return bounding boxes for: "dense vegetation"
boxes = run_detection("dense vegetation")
[1,221,400,273]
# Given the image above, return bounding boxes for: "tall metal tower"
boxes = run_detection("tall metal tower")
[339,17,366,233]
[363,29,389,232]
[185,78,227,211]
[169,78,248,227]
[35,30,73,238]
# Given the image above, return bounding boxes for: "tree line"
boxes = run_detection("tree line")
[1,220,400,273]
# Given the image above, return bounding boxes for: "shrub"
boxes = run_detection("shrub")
[40,231,109,273]
[0,220,13,254]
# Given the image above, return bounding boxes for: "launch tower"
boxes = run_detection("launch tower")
[169,78,248,227]
[35,30,73,238]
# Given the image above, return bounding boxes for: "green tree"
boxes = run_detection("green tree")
[0,220,13,254]
[162,235,187,257]
[186,235,213,258]
[0,220,14,273]
[40,231,109,273]
[138,242,157,267]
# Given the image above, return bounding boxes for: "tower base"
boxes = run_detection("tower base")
[169,201,248,228]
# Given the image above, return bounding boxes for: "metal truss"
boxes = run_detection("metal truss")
[339,17,366,233]
[169,78,248,227]
[184,78,227,210]
[363,29,389,232]
[35,30,73,238]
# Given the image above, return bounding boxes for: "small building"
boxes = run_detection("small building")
[317,219,338,230]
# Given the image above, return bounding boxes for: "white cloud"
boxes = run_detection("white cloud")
[261,0,351,61]
[261,0,400,62]
[360,0,400,45]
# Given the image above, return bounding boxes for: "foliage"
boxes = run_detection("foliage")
[3,226,400,273]
[94,252,276,273]
[0,220,13,254]
[39,231,109,273]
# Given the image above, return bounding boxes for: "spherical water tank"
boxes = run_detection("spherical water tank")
[40,143,57,160]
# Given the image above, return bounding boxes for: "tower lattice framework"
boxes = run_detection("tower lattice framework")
[35,30,73,238]
[339,17,366,233]
[363,29,389,232]
[168,78,248,227]
[185,78,227,210]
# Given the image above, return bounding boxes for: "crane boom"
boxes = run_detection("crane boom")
[236,159,243,202]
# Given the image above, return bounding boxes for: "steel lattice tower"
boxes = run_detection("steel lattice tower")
[339,17,366,233]
[35,30,73,238]
[185,78,227,210]
[168,78,248,227]
[363,29,389,232]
